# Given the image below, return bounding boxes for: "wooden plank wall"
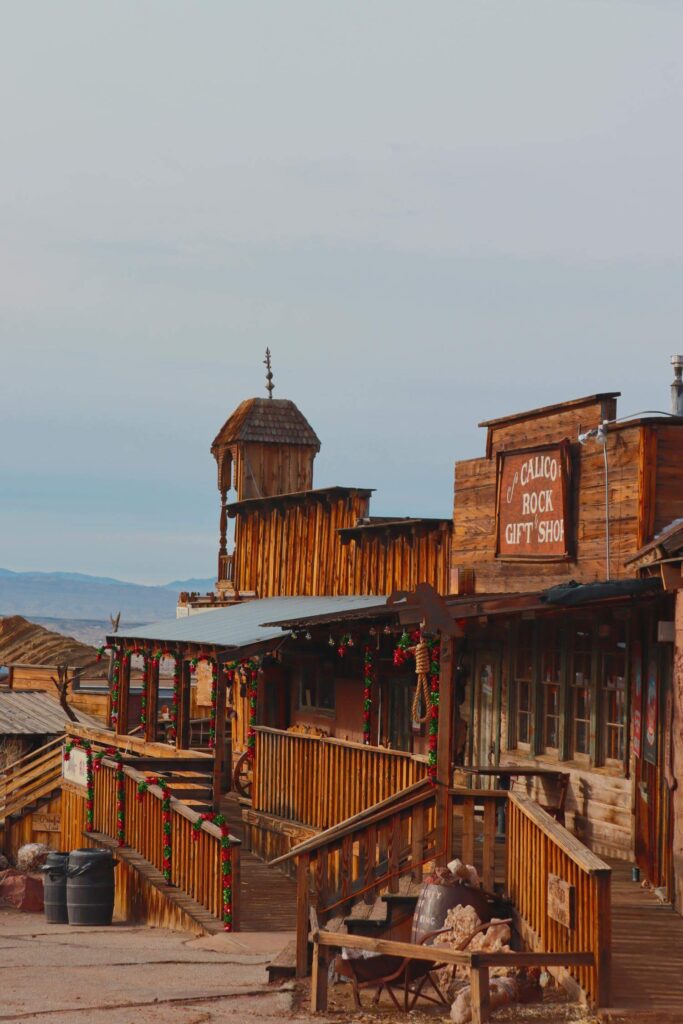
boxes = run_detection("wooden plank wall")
[339,528,451,595]
[233,492,371,596]
[1,792,63,861]
[654,425,683,534]
[453,406,650,593]
[233,494,450,598]
[235,443,315,500]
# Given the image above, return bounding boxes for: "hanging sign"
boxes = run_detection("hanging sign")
[496,442,571,560]
[643,657,658,766]
[547,873,575,929]
[631,641,643,758]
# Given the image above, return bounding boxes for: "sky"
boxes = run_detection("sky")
[2,0,683,585]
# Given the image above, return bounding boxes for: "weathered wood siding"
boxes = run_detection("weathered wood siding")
[234,442,316,500]
[340,527,451,595]
[233,492,371,596]
[1,792,63,861]
[452,409,683,593]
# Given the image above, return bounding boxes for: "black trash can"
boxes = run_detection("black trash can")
[66,849,116,926]
[41,851,69,924]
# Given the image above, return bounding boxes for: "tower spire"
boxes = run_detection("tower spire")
[264,348,274,398]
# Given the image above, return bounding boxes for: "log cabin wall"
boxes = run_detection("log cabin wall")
[9,667,109,723]
[452,393,683,594]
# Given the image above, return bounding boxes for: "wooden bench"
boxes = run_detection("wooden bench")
[310,927,594,1024]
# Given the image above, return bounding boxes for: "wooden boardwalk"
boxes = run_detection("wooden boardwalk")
[600,858,683,1022]
[220,794,298,933]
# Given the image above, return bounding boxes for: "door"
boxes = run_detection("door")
[388,674,414,752]
[472,652,500,788]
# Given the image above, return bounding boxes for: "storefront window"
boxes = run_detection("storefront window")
[297,661,335,712]
[541,620,561,751]
[571,622,593,757]
[514,621,534,746]
[600,622,627,763]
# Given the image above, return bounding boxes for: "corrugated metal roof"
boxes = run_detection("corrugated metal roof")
[0,692,102,735]
[0,616,103,673]
[115,596,387,648]
[211,398,321,450]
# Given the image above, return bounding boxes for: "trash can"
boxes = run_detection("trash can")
[40,851,69,924]
[66,849,116,926]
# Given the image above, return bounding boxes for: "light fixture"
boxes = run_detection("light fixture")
[328,635,335,646]
[305,631,312,641]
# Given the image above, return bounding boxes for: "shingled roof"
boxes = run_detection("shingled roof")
[211,398,321,451]
[0,616,104,673]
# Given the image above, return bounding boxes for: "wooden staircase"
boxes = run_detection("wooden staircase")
[0,735,64,824]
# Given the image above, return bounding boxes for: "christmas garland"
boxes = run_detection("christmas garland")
[362,646,374,745]
[336,634,353,657]
[96,645,123,730]
[63,738,94,831]
[93,747,125,846]
[153,648,180,742]
[136,775,173,882]
[244,660,259,760]
[190,656,218,749]
[123,646,149,728]
[192,812,234,930]
[394,630,441,784]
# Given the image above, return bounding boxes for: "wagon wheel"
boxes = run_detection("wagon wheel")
[232,749,252,799]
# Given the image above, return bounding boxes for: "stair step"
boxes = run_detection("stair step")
[85,831,225,935]
[266,939,297,981]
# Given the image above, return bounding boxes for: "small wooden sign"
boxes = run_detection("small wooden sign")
[33,812,61,833]
[62,745,88,789]
[194,660,214,707]
[547,873,575,929]
[496,442,571,561]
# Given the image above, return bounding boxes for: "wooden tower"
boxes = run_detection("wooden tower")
[210,351,321,592]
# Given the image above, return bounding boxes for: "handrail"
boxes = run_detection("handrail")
[255,725,427,760]
[268,778,433,866]
[0,735,65,777]
[509,792,610,875]
[1,737,65,820]
[66,723,214,760]
[98,756,240,845]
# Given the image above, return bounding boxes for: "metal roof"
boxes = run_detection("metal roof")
[113,596,388,649]
[0,692,102,735]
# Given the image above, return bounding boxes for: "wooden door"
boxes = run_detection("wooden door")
[473,653,499,788]
[389,675,414,752]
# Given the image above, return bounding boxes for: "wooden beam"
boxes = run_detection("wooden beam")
[470,964,490,1024]
[177,657,192,751]
[116,652,131,738]
[436,633,455,863]
[213,671,227,809]
[296,852,310,978]
[145,657,160,744]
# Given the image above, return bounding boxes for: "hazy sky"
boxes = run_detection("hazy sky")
[2,1,682,584]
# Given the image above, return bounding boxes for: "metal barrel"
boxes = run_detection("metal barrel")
[41,851,69,924]
[66,849,115,926]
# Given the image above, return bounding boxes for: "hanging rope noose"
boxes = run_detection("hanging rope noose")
[410,638,431,724]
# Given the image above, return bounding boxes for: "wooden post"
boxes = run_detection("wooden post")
[145,654,160,744]
[231,842,241,932]
[436,633,455,863]
[673,588,683,915]
[213,667,227,809]
[177,657,192,751]
[296,852,311,978]
[470,963,490,1024]
[116,652,131,737]
[310,937,329,1012]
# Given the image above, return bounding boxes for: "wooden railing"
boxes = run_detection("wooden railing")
[218,552,234,584]
[0,736,64,821]
[254,726,428,830]
[507,792,610,1007]
[93,757,241,930]
[278,785,611,1007]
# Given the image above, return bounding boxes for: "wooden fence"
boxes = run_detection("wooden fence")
[0,735,64,820]
[91,757,241,930]
[279,785,611,1008]
[253,726,428,830]
[507,792,611,1007]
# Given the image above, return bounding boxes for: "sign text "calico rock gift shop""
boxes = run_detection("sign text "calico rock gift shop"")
[496,443,571,560]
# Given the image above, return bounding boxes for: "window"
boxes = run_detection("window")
[600,622,627,763]
[571,622,593,758]
[541,620,561,751]
[514,621,534,747]
[297,659,335,712]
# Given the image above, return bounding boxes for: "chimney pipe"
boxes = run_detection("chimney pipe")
[672,355,683,417]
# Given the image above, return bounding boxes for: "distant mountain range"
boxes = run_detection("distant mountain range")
[0,569,215,626]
